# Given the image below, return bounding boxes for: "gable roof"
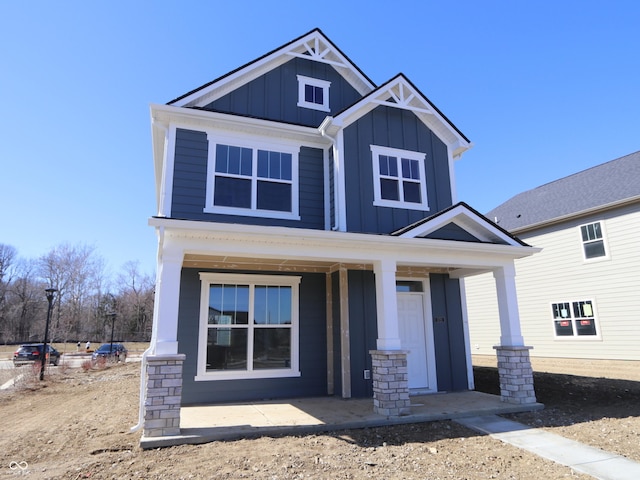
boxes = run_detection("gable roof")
[168,28,375,108]
[489,150,640,232]
[392,202,528,246]
[319,74,471,158]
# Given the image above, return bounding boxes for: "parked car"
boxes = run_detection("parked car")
[91,343,128,362]
[13,344,61,366]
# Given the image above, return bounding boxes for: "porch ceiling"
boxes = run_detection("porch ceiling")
[183,254,449,276]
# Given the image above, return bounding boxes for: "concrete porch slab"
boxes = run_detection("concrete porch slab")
[140,391,543,449]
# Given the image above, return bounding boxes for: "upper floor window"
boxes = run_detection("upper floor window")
[297,75,330,112]
[551,300,599,338]
[205,135,300,220]
[580,221,607,260]
[370,145,429,211]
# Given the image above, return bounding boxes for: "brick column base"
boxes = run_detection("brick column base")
[493,345,536,405]
[369,350,411,416]
[143,354,186,437]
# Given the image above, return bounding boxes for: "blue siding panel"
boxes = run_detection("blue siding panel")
[171,129,325,229]
[178,268,327,404]
[430,274,468,392]
[343,106,453,234]
[204,57,362,127]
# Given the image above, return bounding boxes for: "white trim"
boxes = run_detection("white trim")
[370,145,429,211]
[204,131,301,220]
[297,75,331,112]
[336,130,347,231]
[196,272,301,381]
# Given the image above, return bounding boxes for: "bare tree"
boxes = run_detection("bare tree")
[0,244,18,341]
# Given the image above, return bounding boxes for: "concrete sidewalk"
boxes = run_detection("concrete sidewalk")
[456,415,640,480]
[141,390,542,448]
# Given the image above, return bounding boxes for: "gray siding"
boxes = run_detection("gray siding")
[426,223,483,242]
[205,57,362,127]
[343,106,453,234]
[171,128,325,229]
[178,268,328,405]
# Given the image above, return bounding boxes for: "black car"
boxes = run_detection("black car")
[13,344,61,366]
[91,343,128,362]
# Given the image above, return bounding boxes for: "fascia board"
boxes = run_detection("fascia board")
[150,104,329,147]
[397,204,521,246]
[170,30,375,108]
[149,217,539,267]
[331,75,471,157]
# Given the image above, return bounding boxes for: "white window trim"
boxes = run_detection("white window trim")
[204,132,301,220]
[579,220,610,263]
[550,299,602,341]
[196,272,301,381]
[297,75,331,112]
[370,145,429,211]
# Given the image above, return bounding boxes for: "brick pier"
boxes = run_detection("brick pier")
[143,354,186,437]
[494,345,536,405]
[369,350,411,416]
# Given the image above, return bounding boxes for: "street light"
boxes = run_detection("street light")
[106,312,116,360]
[40,288,57,381]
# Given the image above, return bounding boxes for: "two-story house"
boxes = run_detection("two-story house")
[466,151,640,361]
[140,29,539,441]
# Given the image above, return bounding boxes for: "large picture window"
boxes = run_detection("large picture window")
[551,300,599,338]
[370,145,429,211]
[205,135,300,220]
[197,273,301,380]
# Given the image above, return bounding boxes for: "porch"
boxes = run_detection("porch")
[140,390,543,449]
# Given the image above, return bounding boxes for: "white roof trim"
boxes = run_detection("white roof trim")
[396,204,523,247]
[325,75,471,158]
[171,30,375,109]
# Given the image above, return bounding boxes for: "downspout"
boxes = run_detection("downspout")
[319,120,340,231]
[130,225,164,433]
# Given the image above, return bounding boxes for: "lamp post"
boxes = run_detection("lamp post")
[106,312,116,360]
[40,288,58,381]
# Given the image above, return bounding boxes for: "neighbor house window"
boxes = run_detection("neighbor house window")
[205,135,300,220]
[551,300,598,338]
[197,273,301,380]
[370,145,429,210]
[580,221,607,260]
[297,75,331,112]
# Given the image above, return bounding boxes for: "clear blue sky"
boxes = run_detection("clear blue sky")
[2,1,639,277]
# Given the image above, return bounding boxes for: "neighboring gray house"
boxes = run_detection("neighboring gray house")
[465,151,640,360]
[139,29,539,441]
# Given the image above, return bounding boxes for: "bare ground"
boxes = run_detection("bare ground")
[1,356,639,479]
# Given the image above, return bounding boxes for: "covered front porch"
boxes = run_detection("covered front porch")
[141,389,543,449]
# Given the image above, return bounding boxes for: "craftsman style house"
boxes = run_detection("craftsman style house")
[141,29,539,440]
[466,151,640,361]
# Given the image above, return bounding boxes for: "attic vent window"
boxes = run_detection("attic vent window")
[297,75,330,112]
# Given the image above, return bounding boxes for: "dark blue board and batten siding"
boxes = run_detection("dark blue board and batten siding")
[171,128,325,229]
[178,268,328,405]
[343,106,453,234]
[204,57,362,128]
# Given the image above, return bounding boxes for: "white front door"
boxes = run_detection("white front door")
[397,292,430,390]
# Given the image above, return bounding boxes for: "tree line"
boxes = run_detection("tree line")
[0,242,154,345]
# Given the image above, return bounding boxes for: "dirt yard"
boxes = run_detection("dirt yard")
[1,356,639,479]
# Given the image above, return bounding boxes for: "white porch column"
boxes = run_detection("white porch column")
[493,263,524,347]
[373,259,401,350]
[152,246,184,355]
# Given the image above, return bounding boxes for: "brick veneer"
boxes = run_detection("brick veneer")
[493,345,536,404]
[369,350,411,416]
[143,354,186,437]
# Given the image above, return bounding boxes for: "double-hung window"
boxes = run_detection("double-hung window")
[580,221,607,260]
[371,145,429,210]
[551,300,599,338]
[297,75,331,112]
[205,135,300,220]
[197,273,301,380]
